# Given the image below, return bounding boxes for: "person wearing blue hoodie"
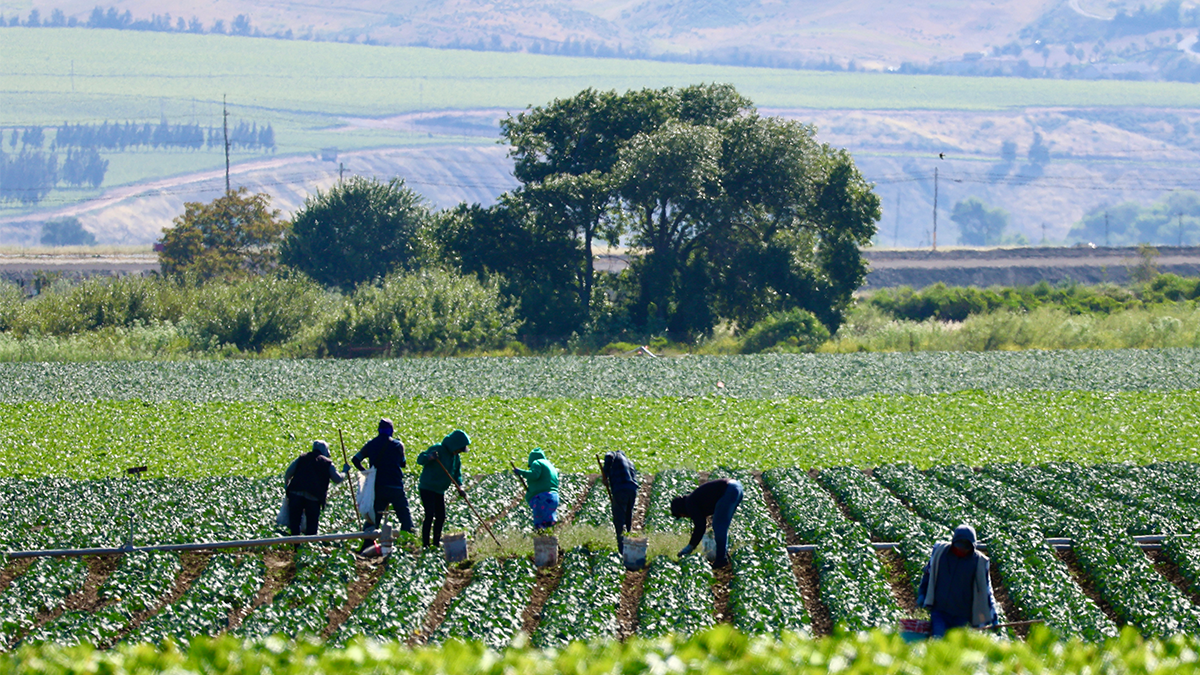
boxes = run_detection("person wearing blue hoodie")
[916,523,998,637]
[513,447,560,530]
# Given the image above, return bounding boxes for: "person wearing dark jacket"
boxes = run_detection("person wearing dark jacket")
[284,440,345,536]
[352,418,415,534]
[602,450,639,554]
[415,429,470,548]
[916,523,998,637]
[670,478,743,568]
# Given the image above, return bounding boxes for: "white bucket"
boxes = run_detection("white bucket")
[443,532,468,563]
[533,535,558,567]
[623,537,648,570]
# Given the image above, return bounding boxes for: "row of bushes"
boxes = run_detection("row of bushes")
[866,276,1200,323]
[0,270,519,357]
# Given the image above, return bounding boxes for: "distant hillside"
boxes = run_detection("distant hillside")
[13,0,1200,80]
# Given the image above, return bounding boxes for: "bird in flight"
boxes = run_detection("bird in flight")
[938,152,945,159]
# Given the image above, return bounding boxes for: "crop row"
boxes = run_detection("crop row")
[3,350,1198,402]
[533,546,623,647]
[873,463,1115,641]
[760,467,902,630]
[4,463,1200,647]
[9,390,1199,479]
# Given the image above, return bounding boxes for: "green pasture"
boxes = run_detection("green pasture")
[4,28,1200,131]
[4,390,1197,478]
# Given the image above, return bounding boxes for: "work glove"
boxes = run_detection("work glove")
[342,463,351,474]
[455,486,467,499]
[512,468,521,476]
[677,545,694,558]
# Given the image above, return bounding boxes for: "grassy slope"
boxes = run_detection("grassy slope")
[5,27,1200,131]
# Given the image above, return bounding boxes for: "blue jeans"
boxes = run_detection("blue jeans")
[611,489,637,552]
[711,480,743,566]
[930,609,970,637]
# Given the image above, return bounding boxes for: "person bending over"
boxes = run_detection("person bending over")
[670,478,743,568]
[415,429,470,548]
[284,440,345,536]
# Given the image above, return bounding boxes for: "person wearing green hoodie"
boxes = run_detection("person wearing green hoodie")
[416,429,470,548]
[513,447,560,530]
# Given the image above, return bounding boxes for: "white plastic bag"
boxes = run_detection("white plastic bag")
[276,495,290,529]
[356,467,377,523]
[277,495,307,533]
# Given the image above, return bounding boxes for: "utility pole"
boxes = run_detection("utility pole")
[1041,223,1047,246]
[1104,211,1109,247]
[893,192,901,248]
[223,94,231,193]
[339,162,345,181]
[932,168,938,251]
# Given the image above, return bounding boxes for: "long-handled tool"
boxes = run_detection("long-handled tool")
[979,619,1044,631]
[337,429,362,522]
[509,460,528,492]
[435,454,503,548]
[595,454,611,499]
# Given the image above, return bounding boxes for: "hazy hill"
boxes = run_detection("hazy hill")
[1,1,1116,68]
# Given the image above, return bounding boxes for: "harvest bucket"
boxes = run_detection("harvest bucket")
[443,533,468,563]
[533,535,558,567]
[899,618,931,642]
[623,537,647,570]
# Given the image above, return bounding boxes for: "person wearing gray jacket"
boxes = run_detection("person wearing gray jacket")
[916,523,998,636]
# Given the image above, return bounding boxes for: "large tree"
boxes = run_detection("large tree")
[280,176,433,290]
[158,188,286,280]
[952,197,1010,246]
[463,84,880,342]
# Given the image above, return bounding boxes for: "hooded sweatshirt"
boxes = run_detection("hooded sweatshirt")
[514,447,559,504]
[916,524,997,627]
[417,429,469,494]
[285,440,345,503]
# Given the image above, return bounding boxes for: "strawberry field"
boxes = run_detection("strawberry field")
[1,351,1199,669]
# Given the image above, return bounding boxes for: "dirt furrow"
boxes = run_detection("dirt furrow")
[322,557,388,640]
[225,548,294,633]
[878,549,918,613]
[109,550,211,647]
[616,568,648,640]
[989,564,1029,639]
[416,562,473,645]
[1055,549,1123,628]
[789,550,832,637]
[32,554,122,631]
[520,561,565,637]
[1146,549,1200,605]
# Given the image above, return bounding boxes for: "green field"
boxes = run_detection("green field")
[1,350,1198,402]
[6,27,1200,130]
[4,390,1197,478]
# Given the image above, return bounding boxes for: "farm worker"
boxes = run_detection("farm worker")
[916,523,998,637]
[352,417,416,543]
[670,478,743,568]
[602,450,639,553]
[283,440,345,536]
[416,429,470,548]
[513,447,560,530]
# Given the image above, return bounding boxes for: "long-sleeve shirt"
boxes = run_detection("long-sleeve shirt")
[682,479,732,550]
[603,451,639,494]
[284,454,344,502]
[352,435,406,489]
[416,444,463,494]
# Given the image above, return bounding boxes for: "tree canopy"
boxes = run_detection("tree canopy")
[158,188,286,280]
[448,83,880,341]
[280,177,433,290]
